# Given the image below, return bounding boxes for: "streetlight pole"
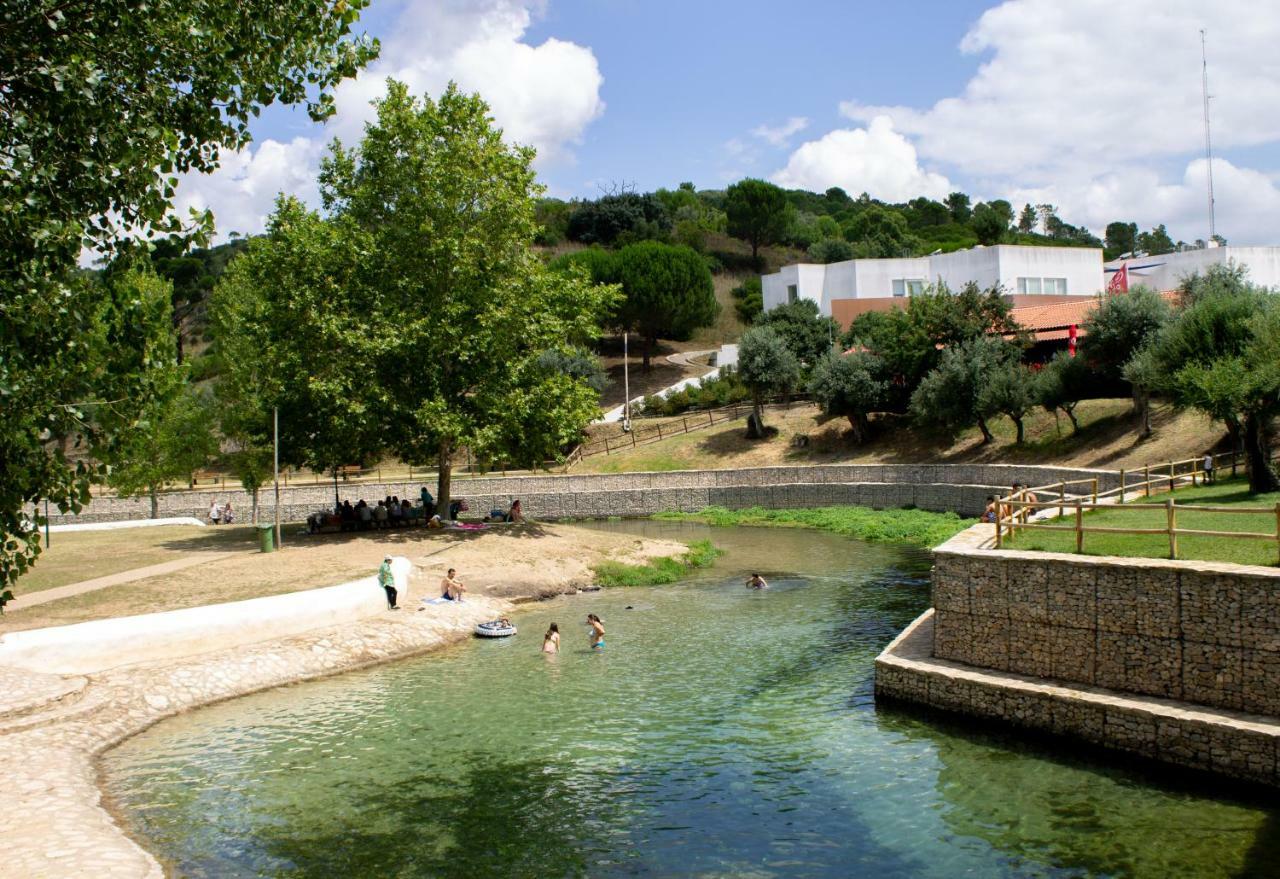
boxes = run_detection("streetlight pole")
[622,331,631,432]
[273,406,281,548]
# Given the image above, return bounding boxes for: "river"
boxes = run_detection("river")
[102,521,1279,878]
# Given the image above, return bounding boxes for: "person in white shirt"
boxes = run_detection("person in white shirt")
[1203,453,1215,484]
[209,501,222,525]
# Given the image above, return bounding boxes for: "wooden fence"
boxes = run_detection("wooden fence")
[994,451,1280,562]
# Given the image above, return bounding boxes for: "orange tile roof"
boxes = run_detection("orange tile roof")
[1007,299,1099,331]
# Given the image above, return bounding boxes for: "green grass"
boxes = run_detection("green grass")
[654,505,972,549]
[592,539,723,587]
[1004,477,1280,566]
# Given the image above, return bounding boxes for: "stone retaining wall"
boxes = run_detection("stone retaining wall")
[876,610,1280,788]
[48,464,1119,524]
[930,527,1280,717]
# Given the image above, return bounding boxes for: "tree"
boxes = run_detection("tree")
[843,205,917,258]
[1137,224,1176,255]
[1140,266,1280,491]
[1080,287,1171,433]
[1104,221,1139,258]
[106,386,219,519]
[809,351,887,444]
[945,192,972,224]
[978,362,1036,443]
[757,298,840,368]
[737,326,800,438]
[566,191,671,245]
[1017,203,1037,234]
[614,241,718,370]
[1,0,375,594]
[1035,352,1092,432]
[909,336,1019,443]
[315,82,614,516]
[725,178,791,266]
[970,203,1007,246]
[808,238,855,263]
[731,277,764,324]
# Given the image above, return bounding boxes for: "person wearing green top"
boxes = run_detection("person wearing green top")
[378,555,399,610]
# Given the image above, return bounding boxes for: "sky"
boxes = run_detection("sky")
[178,0,1280,247]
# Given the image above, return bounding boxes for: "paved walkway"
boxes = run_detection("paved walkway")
[11,550,247,610]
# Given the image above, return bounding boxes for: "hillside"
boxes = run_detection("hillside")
[578,399,1228,474]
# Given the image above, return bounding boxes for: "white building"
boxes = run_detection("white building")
[1105,246,1280,292]
[761,245,1105,316]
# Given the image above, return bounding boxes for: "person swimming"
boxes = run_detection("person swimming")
[586,613,605,650]
[542,622,560,654]
[745,572,768,589]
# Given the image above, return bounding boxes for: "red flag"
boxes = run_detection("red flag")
[1068,324,1077,357]
[1107,263,1129,294]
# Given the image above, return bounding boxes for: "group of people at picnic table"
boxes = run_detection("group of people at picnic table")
[308,487,524,534]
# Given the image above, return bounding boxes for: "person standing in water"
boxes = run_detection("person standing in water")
[586,613,605,650]
[542,623,560,654]
[745,573,768,589]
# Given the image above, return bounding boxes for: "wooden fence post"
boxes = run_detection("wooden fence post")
[1118,469,1126,504]
[1168,461,1176,492]
[1167,499,1177,559]
[1275,502,1280,565]
[1075,501,1084,553]
[1058,482,1065,518]
[994,500,1002,548]
[1144,465,1150,497]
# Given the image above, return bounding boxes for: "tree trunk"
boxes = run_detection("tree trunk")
[642,334,654,372]
[332,470,339,511]
[1243,413,1280,493]
[976,415,994,444]
[746,393,766,439]
[1013,416,1025,444]
[149,486,158,519]
[1133,388,1151,438]
[251,486,259,525]
[1064,405,1079,432]
[751,240,761,271]
[847,413,868,445]
[436,441,454,520]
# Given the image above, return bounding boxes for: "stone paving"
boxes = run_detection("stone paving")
[0,596,509,878]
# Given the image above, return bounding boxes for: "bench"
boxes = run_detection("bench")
[337,465,363,481]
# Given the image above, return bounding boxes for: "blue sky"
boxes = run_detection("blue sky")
[182,0,1280,245]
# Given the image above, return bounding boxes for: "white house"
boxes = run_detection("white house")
[761,245,1105,316]
[1105,246,1280,292]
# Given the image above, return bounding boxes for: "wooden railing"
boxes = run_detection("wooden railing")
[994,451,1280,562]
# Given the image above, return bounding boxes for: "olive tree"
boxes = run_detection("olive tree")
[809,351,887,444]
[737,326,801,438]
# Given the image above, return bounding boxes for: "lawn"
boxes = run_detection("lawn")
[1003,477,1280,567]
[14,525,259,594]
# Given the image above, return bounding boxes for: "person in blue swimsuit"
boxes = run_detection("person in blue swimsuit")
[587,613,605,650]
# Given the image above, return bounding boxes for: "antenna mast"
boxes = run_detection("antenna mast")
[1200,29,1216,243]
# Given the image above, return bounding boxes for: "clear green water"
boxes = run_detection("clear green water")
[102,522,1279,878]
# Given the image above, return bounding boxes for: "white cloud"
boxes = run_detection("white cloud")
[178,0,604,243]
[751,116,809,147]
[817,0,1280,242]
[771,116,953,202]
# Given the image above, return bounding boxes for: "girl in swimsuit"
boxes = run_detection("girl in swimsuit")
[542,623,560,654]
[586,613,605,650]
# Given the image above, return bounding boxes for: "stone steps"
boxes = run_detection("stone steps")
[0,666,89,724]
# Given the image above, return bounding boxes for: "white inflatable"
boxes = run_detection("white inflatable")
[474,620,517,638]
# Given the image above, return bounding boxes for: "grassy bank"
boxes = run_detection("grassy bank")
[1004,477,1280,566]
[592,539,722,587]
[654,505,971,549]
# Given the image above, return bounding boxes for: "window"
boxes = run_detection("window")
[787,284,798,304]
[892,278,925,297]
[1016,276,1069,295]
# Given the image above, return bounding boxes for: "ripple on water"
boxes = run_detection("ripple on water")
[104,523,1279,879]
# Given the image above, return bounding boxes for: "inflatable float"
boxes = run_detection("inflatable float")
[474,620,517,638]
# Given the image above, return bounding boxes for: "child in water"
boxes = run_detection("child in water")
[745,573,768,589]
[542,623,560,654]
[586,613,605,650]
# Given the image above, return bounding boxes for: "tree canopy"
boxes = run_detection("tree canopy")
[1,0,375,594]
[725,179,791,265]
[737,325,800,436]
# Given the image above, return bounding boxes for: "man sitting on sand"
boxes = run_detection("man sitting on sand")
[441,568,466,602]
